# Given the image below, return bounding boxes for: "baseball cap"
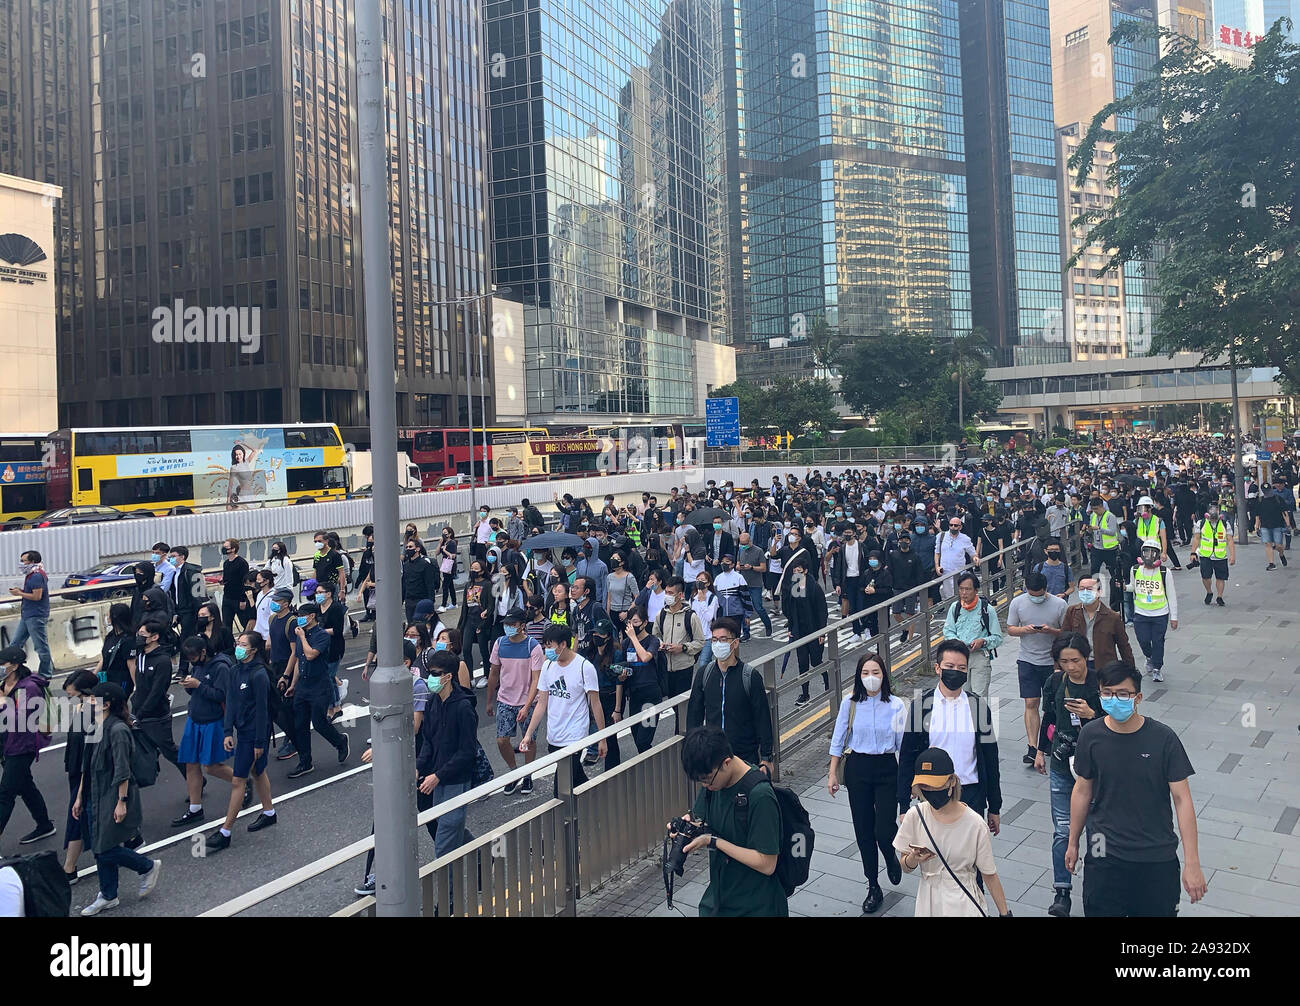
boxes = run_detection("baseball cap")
[912,747,955,789]
[301,577,319,595]
[271,587,293,602]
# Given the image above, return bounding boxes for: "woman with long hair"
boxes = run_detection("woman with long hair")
[827,652,907,914]
[437,527,459,611]
[197,600,236,657]
[94,602,136,699]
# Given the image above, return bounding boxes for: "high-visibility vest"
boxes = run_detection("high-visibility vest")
[1090,510,1119,550]
[1132,566,1169,615]
[1137,515,1162,542]
[1198,520,1228,560]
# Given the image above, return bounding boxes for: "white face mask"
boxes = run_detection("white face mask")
[861,674,882,694]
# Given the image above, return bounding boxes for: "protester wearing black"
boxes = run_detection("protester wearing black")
[285,603,350,777]
[96,603,135,699]
[206,631,276,851]
[781,556,828,705]
[415,650,477,857]
[686,617,772,768]
[401,542,438,622]
[220,539,251,633]
[129,618,185,783]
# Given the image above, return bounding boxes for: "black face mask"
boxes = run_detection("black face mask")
[196,616,210,628]
[922,788,952,810]
[940,668,968,691]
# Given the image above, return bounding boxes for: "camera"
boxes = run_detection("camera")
[663,815,710,907]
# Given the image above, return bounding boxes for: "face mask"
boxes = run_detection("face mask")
[922,788,952,810]
[197,616,210,628]
[270,601,282,612]
[893,523,901,531]
[544,647,558,662]
[315,593,328,605]
[940,668,968,691]
[150,553,161,563]
[480,510,489,518]
[1046,552,1060,561]
[835,511,844,518]
[712,522,722,531]
[314,546,324,557]
[167,555,180,567]
[868,558,880,569]
[676,516,684,524]
[296,616,308,627]
[136,634,149,646]
[425,674,444,692]
[1101,695,1135,722]
[711,640,733,660]
[861,674,882,694]
[234,645,249,661]
[915,525,926,534]
[434,640,448,652]
[1028,593,1046,604]
[788,534,798,543]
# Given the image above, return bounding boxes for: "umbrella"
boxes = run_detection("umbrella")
[521,531,587,551]
[1124,456,1150,468]
[684,507,731,526]
[1055,447,1069,457]
[1212,432,1225,438]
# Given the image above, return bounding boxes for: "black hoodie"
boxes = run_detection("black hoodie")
[415,683,478,785]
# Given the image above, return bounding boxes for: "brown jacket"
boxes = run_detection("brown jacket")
[1062,602,1134,669]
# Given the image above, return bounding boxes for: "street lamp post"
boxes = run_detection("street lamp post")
[1229,342,1249,546]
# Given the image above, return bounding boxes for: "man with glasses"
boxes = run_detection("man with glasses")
[1066,661,1207,917]
[941,573,1002,698]
[686,618,773,774]
[672,726,788,917]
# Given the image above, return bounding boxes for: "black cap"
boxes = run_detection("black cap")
[504,607,527,624]
[912,746,955,787]
[0,645,26,666]
[593,618,614,637]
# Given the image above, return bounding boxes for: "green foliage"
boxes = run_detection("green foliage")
[1046,436,1070,448]
[1070,20,1300,387]
[837,427,879,447]
[709,376,840,439]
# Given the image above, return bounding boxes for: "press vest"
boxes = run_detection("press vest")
[1198,520,1228,560]
[1132,566,1168,615]
[1137,515,1162,542]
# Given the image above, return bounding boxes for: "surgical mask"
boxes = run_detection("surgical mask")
[713,522,722,531]
[922,788,952,809]
[434,640,448,652]
[788,534,798,543]
[835,511,844,518]
[940,668,968,691]
[270,601,282,612]
[234,645,249,661]
[150,553,161,563]
[425,674,444,692]
[868,558,880,569]
[1101,695,1136,722]
[861,674,882,694]
[1028,593,1046,604]
[711,641,732,660]
[296,616,308,627]
[544,647,558,662]
[1080,586,1098,606]
[313,545,324,557]
[315,593,327,604]
[507,624,523,637]
[915,525,926,534]
[168,555,180,567]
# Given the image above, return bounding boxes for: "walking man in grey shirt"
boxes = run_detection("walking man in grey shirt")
[735,533,772,639]
[1006,571,1067,768]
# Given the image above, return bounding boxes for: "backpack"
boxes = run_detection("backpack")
[701,660,763,709]
[291,560,301,586]
[0,851,71,917]
[655,606,695,644]
[129,724,161,788]
[25,674,54,738]
[733,768,814,898]
[947,598,998,659]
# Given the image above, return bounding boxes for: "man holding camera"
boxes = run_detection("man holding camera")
[671,727,788,917]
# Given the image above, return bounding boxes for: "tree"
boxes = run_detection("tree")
[709,377,839,440]
[1069,19,1300,388]
[947,328,990,428]
[805,315,845,379]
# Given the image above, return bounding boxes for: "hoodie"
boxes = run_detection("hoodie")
[185,651,234,724]
[416,683,478,785]
[225,655,271,743]
[1,670,50,758]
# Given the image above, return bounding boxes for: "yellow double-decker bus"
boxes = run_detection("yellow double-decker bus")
[44,424,348,513]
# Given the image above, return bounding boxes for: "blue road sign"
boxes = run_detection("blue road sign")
[1256,451,1272,461]
[706,397,741,447]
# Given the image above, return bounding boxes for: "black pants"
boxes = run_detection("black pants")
[0,751,53,836]
[1083,855,1180,917]
[472,621,496,681]
[221,594,247,635]
[1089,548,1123,611]
[137,714,186,782]
[292,683,347,768]
[792,643,828,700]
[440,569,457,607]
[548,743,588,797]
[626,686,661,754]
[268,661,295,743]
[598,690,624,770]
[662,667,692,702]
[843,753,899,883]
[175,611,198,678]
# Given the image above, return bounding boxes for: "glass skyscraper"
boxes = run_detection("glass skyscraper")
[485,0,728,422]
[0,0,492,443]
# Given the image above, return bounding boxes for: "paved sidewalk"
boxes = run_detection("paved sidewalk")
[585,543,1300,918]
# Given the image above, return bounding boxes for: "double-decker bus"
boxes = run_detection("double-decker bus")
[406,426,545,488]
[43,424,347,512]
[585,424,692,470]
[0,434,54,523]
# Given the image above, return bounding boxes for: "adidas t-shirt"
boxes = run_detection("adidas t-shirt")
[537,655,600,746]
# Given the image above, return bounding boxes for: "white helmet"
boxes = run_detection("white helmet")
[1137,496,1155,507]
[1140,537,1161,552]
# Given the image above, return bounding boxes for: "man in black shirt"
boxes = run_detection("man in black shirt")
[1067,662,1206,917]
[1252,484,1291,570]
[685,618,773,772]
[130,617,185,783]
[220,539,251,633]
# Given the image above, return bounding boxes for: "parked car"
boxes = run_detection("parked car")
[3,504,127,531]
[434,474,473,490]
[61,561,141,603]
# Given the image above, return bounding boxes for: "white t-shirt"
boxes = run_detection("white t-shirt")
[538,655,600,746]
[0,867,23,917]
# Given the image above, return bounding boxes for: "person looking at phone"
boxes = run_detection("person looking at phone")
[1033,633,1102,918]
[1005,571,1066,770]
[894,746,1011,917]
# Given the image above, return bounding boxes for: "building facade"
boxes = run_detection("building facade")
[0,173,60,432]
[0,0,492,446]
[485,0,733,424]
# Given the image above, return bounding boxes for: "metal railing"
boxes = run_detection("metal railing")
[202,521,1088,918]
[703,446,984,467]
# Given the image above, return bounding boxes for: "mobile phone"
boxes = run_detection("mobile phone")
[909,844,934,856]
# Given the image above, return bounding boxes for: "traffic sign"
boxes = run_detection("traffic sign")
[1256,450,1272,461]
[705,397,741,447]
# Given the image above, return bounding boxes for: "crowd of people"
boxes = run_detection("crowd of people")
[0,428,1294,917]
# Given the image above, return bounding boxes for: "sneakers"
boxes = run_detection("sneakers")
[475,677,488,689]
[242,786,254,808]
[350,618,359,639]
[1048,889,1071,918]
[80,894,120,917]
[503,780,519,795]
[65,869,80,886]
[337,678,349,705]
[355,874,376,897]
[1022,746,1036,767]
[793,693,811,708]
[138,859,162,899]
[520,777,534,795]
[1267,562,1277,571]
[1144,658,1153,674]
[1216,596,1225,607]
[338,733,351,764]
[124,833,145,851]
[1281,553,1289,567]
[582,749,599,766]
[437,606,448,614]
[1204,592,1213,605]
[205,831,232,853]
[848,632,862,645]
[287,764,315,780]
[276,741,297,761]
[1151,667,1165,683]
[18,823,56,844]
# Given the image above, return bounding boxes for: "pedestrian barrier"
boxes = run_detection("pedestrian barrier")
[203,522,1087,918]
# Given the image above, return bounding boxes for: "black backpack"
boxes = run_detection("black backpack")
[733,768,814,898]
[1,851,71,917]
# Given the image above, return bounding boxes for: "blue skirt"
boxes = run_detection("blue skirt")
[178,718,229,765]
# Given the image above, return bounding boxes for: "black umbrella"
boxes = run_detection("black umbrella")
[521,531,588,551]
[1124,456,1150,469]
[684,507,731,526]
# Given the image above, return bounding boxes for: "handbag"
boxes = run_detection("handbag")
[472,740,495,787]
[440,556,455,574]
[834,700,858,787]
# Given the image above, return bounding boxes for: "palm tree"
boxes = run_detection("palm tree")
[805,316,845,380]
[947,328,990,428]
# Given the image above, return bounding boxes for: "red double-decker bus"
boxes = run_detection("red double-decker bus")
[405,426,546,488]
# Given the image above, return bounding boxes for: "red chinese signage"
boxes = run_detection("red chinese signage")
[1218,24,1258,48]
